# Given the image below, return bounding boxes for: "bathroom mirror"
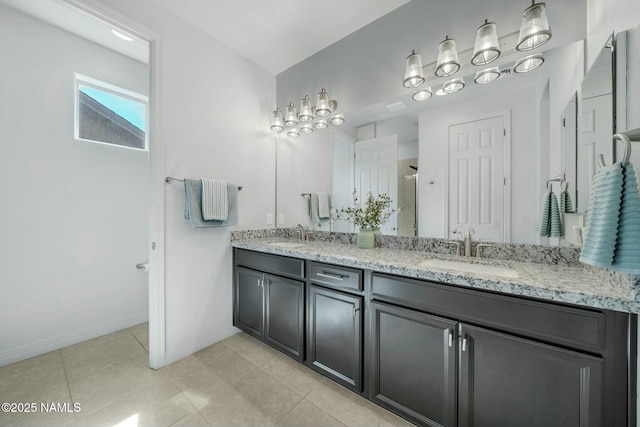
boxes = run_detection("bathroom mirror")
[577,34,615,213]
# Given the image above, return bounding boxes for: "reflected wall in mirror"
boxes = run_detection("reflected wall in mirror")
[577,34,614,213]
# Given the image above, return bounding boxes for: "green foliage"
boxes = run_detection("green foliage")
[331,191,400,229]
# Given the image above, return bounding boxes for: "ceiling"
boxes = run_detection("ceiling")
[149,0,411,75]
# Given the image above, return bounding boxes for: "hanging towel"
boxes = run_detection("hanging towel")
[611,163,640,273]
[317,192,331,219]
[184,179,238,228]
[201,179,228,221]
[549,194,563,237]
[559,182,574,214]
[537,191,552,237]
[579,162,624,268]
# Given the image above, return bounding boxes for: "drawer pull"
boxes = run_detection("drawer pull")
[316,272,346,281]
[448,330,454,347]
[462,337,468,352]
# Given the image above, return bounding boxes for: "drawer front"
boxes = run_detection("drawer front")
[235,249,304,279]
[308,262,363,292]
[372,272,606,353]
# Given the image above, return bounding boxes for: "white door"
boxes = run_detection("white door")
[355,135,398,235]
[448,116,506,242]
[578,94,613,213]
[332,131,355,233]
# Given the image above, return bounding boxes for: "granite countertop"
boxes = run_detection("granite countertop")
[231,238,640,314]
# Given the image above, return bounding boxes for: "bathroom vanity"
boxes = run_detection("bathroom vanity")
[231,238,637,427]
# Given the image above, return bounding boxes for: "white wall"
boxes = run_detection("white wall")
[0,4,149,365]
[76,0,277,365]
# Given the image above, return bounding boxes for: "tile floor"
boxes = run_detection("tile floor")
[0,324,415,427]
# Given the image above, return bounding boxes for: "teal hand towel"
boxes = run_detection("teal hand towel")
[611,163,640,273]
[549,194,563,237]
[560,190,574,214]
[184,178,238,228]
[579,163,624,268]
[537,191,552,237]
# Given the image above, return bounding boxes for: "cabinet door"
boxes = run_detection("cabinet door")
[458,324,603,427]
[234,267,264,339]
[370,301,458,427]
[264,274,304,361]
[308,285,363,391]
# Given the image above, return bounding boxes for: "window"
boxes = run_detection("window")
[75,74,148,150]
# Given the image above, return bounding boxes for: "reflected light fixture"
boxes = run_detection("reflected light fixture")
[287,128,300,138]
[313,119,328,130]
[471,20,501,65]
[516,1,552,51]
[300,123,314,134]
[298,95,314,122]
[442,77,465,94]
[435,36,460,77]
[474,67,501,84]
[403,50,425,88]
[270,107,284,133]
[514,53,544,73]
[435,87,448,96]
[284,102,298,127]
[412,88,433,102]
[330,114,345,125]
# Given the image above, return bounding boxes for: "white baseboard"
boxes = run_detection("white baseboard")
[0,312,149,368]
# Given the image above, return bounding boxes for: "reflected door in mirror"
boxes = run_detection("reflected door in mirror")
[448,116,506,242]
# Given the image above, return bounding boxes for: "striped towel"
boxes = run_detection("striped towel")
[579,163,624,268]
[549,194,563,237]
[202,179,228,221]
[560,189,574,214]
[611,163,640,273]
[537,191,552,237]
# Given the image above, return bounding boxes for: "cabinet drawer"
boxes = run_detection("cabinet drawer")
[235,249,304,279]
[372,272,606,353]
[308,262,363,292]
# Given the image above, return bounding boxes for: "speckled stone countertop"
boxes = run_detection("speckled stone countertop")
[231,237,640,314]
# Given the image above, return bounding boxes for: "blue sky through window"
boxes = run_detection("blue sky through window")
[80,86,146,131]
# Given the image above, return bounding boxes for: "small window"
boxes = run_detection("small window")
[75,74,148,150]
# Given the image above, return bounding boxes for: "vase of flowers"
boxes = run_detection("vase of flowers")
[332,191,400,249]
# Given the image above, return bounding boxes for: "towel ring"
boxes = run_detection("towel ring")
[598,133,632,168]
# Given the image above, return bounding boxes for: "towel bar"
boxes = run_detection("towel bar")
[166,176,242,190]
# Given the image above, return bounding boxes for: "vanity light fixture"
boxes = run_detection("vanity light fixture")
[314,119,328,130]
[435,87,448,96]
[516,1,552,51]
[300,123,314,134]
[270,107,284,133]
[442,77,465,94]
[287,128,300,138]
[412,88,433,102]
[314,89,332,117]
[298,95,314,122]
[403,50,426,88]
[474,67,501,84]
[435,36,460,77]
[330,114,345,125]
[284,102,298,127]
[471,20,501,66]
[514,53,544,73]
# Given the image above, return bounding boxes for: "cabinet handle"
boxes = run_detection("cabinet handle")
[317,272,345,281]
[448,330,454,347]
[257,278,261,288]
[462,337,468,352]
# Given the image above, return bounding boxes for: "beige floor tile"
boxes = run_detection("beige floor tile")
[222,333,281,365]
[257,352,323,396]
[0,350,67,399]
[69,377,195,427]
[128,322,149,352]
[0,382,76,427]
[306,378,388,427]
[62,329,148,382]
[170,410,212,427]
[198,388,275,427]
[278,399,347,427]
[69,353,168,416]
[380,410,417,427]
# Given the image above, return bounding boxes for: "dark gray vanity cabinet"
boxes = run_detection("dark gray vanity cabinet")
[307,262,364,392]
[458,324,603,427]
[233,249,305,361]
[370,301,457,427]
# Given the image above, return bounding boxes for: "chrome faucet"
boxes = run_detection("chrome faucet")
[295,224,308,242]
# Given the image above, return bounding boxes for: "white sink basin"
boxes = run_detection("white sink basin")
[419,259,519,279]
[267,241,306,248]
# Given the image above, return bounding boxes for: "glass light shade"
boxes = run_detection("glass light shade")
[514,54,544,73]
[298,95,313,122]
[474,67,501,84]
[403,50,425,88]
[472,21,501,66]
[435,36,460,77]
[284,102,298,127]
[435,87,448,96]
[313,119,328,130]
[516,2,552,51]
[287,128,300,138]
[412,88,433,102]
[315,89,331,117]
[442,77,465,94]
[330,114,345,125]
[300,123,314,134]
[270,107,284,133]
